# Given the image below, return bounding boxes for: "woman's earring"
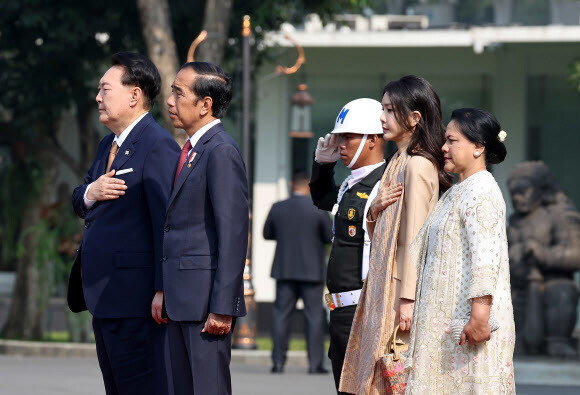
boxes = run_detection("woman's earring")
[474,151,480,157]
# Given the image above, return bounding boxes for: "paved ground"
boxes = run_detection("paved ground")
[1,355,579,395]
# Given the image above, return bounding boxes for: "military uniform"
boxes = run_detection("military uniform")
[310,160,386,393]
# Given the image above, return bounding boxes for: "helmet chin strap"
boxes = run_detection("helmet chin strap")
[347,134,368,169]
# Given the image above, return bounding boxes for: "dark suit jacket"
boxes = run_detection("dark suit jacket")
[162,122,249,322]
[263,194,333,283]
[68,113,180,318]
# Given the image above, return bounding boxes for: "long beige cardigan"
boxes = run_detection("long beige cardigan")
[340,152,439,395]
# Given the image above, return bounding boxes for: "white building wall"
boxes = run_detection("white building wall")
[252,75,291,302]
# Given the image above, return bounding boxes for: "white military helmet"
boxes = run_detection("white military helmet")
[330,98,383,135]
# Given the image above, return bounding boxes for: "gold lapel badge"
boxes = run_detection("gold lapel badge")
[347,208,356,220]
[356,191,369,199]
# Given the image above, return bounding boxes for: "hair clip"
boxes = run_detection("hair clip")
[498,130,507,142]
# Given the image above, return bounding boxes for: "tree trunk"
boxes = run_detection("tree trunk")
[1,137,59,340]
[196,0,233,66]
[136,0,184,144]
[75,98,98,175]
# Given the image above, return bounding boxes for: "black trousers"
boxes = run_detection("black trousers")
[92,316,169,395]
[271,280,326,370]
[328,305,357,395]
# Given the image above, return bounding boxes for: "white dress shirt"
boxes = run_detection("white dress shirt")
[346,160,385,281]
[83,112,148,208]
[186,118,221,155]
[347,160,385,189]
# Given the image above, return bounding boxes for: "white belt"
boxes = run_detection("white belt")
[324,289,362,311]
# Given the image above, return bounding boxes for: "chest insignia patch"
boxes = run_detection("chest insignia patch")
[347,208,356,220]
[356,192,369,199]
[348,225,356,237]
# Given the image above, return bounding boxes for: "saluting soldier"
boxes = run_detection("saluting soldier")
[309,98,401,394]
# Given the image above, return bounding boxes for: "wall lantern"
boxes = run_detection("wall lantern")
[289,83,314,138]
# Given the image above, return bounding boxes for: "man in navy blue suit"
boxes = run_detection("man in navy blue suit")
[162,62,248,395]
[264,172,332,374]
[68,52,180,394]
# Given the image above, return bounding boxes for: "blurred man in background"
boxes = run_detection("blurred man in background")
[264,171,333,375]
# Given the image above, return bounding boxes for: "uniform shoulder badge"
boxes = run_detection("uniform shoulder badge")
[356,191,369,199]
[348,226,356,237]
[347,208,356,220]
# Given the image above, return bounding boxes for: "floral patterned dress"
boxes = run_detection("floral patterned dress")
[405,171,516,394]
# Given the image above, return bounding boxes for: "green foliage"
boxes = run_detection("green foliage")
[168,0,368,73]
[569,60,580,93]
[0,0,145,137]
[32,203,80,298]
[0,159,43,266]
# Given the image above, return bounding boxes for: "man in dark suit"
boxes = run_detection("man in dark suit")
[68,52,180,394]
[264,171,333,374]
[162,62,248,395]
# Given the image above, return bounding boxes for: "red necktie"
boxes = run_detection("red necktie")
[174,140,192,185]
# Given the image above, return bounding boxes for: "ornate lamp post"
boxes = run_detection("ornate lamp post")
[289,84,314,138]
[232,15,258,350]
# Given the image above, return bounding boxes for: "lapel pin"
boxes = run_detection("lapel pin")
[187,152,197,167]
[125,150,129,155]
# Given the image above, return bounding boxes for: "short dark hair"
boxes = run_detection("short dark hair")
[383,75,453,191]
[450,108,507,165]
[180,62,232,118]
[111,52,161,110]
[292,171,310,185]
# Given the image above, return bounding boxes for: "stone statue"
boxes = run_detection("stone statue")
[508,161,580,358]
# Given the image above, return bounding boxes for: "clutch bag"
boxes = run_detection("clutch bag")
[450,314,499,344]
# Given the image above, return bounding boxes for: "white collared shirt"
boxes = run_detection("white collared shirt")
[83,112,149,208]
[347,160,385,189]
[187,119,221,155]
[344,160,385,281]
[113,112,148,150]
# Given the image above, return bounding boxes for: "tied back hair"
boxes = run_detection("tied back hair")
[383,75,453,191]
[450,108,507,165]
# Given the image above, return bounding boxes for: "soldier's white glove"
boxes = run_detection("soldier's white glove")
[315,134,340,163]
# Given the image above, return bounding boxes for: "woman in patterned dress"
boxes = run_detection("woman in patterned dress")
[405,108,515,394]
[340,76,453,395]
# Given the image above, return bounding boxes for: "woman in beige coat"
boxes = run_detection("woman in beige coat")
[340,75,452,395]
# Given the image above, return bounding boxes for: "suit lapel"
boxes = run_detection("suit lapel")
[111,141,135,172]
[98,134,115,176]
[109,113,152,173]
[167,123,223,206]
[169,147,205,201]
